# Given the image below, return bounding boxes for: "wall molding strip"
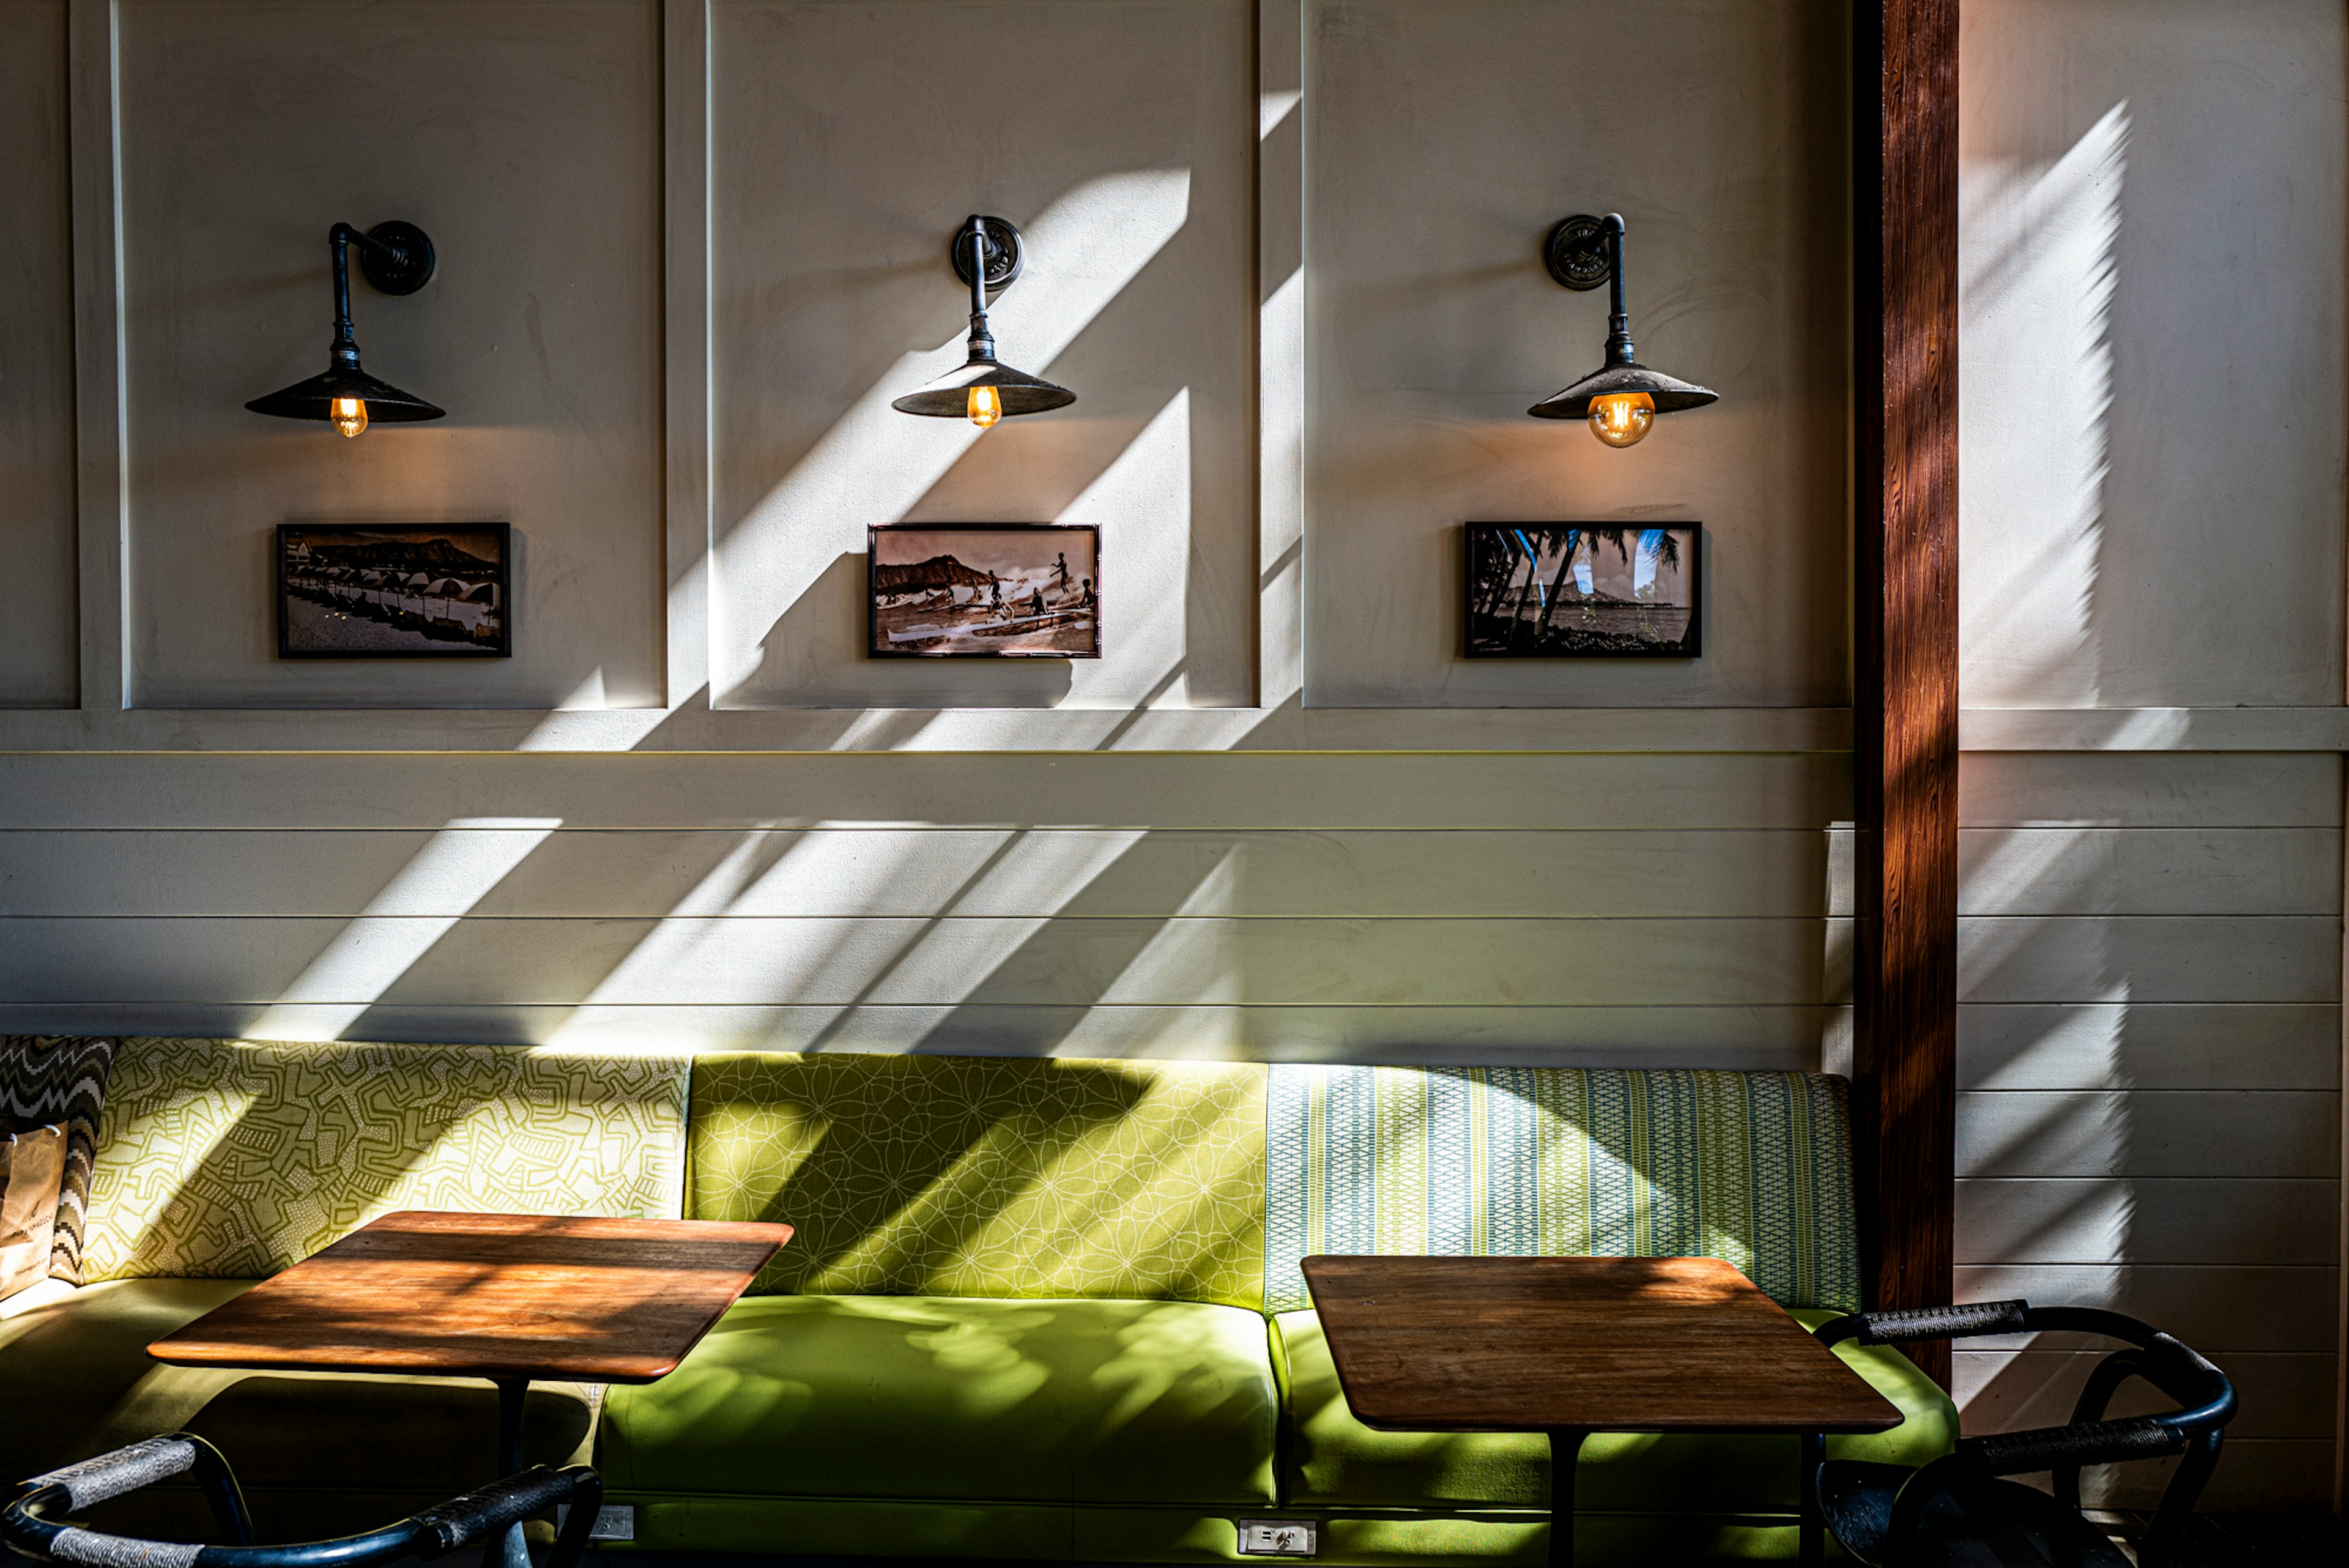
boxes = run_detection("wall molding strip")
[0,704,1855,755]
[67,0,126,713]
[20,704,2349,756]
[662,0,711,712]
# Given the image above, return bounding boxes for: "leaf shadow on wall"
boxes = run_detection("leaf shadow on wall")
[1951,83,2166,1482]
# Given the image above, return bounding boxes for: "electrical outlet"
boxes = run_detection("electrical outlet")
[1236,1520,1319,1556]
[553,1504,636,1541]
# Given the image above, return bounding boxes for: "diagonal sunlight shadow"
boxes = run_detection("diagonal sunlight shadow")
[540,824,1158,1052]
[1960,103,2127,707]
[1953,823,2132,1441]
[247,819,560,1041]
[1956,98,2134,1440]
[1064,389,1194,708]
[711,168,1194,707]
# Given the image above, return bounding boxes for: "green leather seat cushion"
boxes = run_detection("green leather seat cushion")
[1276,1309,1957,1513]
[0,1279,592,1540]
[599,1294,1278,1508]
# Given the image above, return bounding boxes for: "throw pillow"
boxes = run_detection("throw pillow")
[0,1035,116,1284]
[1,1124,67,1300]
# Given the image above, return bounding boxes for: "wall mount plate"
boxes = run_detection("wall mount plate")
[949,214,1026,294]
[360,220,436,295]
[1544,213,1612,291]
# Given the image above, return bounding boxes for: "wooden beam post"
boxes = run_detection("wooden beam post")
[1852,0,1959,1386]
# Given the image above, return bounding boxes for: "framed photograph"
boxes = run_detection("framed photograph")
[1464,523,1700,658]
[867,523,1101,658]
[276,524,511,659]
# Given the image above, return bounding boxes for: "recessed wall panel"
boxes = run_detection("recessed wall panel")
[0,0,79,708]
[708,0,1257,709]
[119,0,664,709]
[1302,0,1849,707]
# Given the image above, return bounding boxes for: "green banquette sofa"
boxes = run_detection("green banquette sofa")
[0,1037,1955,1566]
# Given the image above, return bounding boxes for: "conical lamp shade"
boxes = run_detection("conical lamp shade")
[247,363,445,423]
[892,356,1075,418]
[1528,362,1715,421]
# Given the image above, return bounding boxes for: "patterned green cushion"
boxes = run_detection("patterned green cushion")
[84,1039,689,1280]
[1265,1066,1859,1313]
[685,1053,1266,1308]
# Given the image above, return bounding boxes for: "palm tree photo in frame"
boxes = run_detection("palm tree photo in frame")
[276,523,511,658]
[868,523,1100,658]
[1465,522,1701,658]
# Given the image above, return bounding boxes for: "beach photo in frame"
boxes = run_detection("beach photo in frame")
[276,523,511,658]
[867,523,1101,658]
[1464,522,1701,658]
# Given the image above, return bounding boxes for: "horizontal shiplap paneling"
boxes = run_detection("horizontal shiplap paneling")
[1959,1003,2340,1090]
[1951,1263,2337,1353]
[1956,1090,2338,1178]
[1956,1350,2337,1509]
[0,828,1837,919]
[0,752,1854,831]
[1954,748,2341,1492]
[1957,1178,2339,1266]
[1959,752,2343,828]
[1957,1349,2336,1440]
[0,915,1849,1008]
[1958,916,2340,1003]
[0,1001,1848,1066]
[2152,1440,2339,1510]
[2035,1438,2339,1512]
[1955,827,2341,914]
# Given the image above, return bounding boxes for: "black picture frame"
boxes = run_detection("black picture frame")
[1464,522,1702,658]
[867,522,1102,659]
[275,522,513,659]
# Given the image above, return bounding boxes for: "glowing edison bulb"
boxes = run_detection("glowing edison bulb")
[330,396,369,439]
[1586,391,1654,448]
[966,384,1003,429]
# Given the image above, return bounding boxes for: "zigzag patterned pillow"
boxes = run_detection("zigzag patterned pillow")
[0,1035,117,1284]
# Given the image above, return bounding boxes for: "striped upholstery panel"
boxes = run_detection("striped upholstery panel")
[1264,1066,1859,1314]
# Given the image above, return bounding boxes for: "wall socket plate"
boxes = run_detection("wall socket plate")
[1236,1520,1319,1556]
[552,1504,636,1541]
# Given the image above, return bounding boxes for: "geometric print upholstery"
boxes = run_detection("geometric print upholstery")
[1264,1066,1860,1315]
[685,1052,1267,1309]
[83,1038,689,1280]
[0,1035,118,1284]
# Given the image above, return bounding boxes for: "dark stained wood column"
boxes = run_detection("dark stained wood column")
[1852,0,1960,1386]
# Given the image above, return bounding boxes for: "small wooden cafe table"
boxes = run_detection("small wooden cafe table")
[149,1211,792,1568]
[1302,1255,1900,1568]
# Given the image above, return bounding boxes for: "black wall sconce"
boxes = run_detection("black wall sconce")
[1528,212,1715,447]
[247,221,445,439]
[892,214,1075,428]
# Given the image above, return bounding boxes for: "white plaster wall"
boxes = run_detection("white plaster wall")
[1301,0,1850,708]
[117,0,667,710]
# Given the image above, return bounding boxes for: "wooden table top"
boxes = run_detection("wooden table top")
[1302,1254,1901,1434]
[149,1211,792,1383]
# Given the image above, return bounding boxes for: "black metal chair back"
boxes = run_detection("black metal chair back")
[2,1433,603,1568]
[1812,1301,2235,1568]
